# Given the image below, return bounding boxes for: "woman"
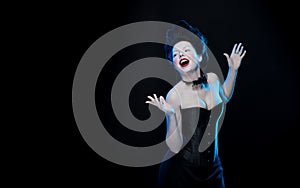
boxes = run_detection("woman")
[145,20,246,188]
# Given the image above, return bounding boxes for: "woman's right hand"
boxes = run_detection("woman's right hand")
[145,94,175,115]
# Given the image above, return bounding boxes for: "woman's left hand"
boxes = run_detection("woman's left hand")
[223,43,246,70]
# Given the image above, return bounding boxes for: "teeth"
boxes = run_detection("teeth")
[180,59,189,65]
[182,60,188,63]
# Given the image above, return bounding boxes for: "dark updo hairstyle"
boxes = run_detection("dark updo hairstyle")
[164,20,208,68]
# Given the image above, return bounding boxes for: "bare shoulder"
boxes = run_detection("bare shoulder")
[166,84,181,108]
[207,72,220,83]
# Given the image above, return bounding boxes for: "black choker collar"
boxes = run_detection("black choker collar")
[182,69,208,88]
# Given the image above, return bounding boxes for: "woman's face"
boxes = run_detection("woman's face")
[172,41,202,74]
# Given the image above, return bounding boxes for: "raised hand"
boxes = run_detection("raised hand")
[223,43,246,70]
[145,94,175,115]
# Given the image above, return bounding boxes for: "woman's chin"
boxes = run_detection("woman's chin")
[179,66,194,73]
[175,64,198,75]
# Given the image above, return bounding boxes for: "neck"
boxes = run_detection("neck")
[181,68,201,82]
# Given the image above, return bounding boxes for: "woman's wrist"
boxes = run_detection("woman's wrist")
[165,108,175,116]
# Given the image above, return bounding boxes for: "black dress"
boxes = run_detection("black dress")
[158,103,225,188]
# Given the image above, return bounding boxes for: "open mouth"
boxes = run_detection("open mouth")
[179,58,190,67]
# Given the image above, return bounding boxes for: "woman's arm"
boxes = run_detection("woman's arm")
[222,67,238,102]
[222,43,246,101]
[165,90,182,153]
[146,89,182,153]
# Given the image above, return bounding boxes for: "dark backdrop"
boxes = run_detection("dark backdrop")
[61,0,299,187]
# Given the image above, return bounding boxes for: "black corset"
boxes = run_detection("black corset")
[179,103,223,167]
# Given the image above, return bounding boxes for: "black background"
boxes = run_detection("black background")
[41,0,299,187]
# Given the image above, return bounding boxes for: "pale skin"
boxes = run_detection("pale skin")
[146,41,246,153]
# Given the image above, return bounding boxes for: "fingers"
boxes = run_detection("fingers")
[231,44,237,55]
[160,96,165,102]
[145,94,162,106]
[145,101,155,105]
[146,95,174,113]
[238,46,244,55]
[223,53,229,60]
[231,42,246,57]
[147,95,155,101]
[160,96,165,105]
[146,95,155,105]
[241,50,246,58]
[153,94,159,104]
[235,43,242,54]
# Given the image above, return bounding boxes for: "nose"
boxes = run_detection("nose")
[179,51,184,57]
